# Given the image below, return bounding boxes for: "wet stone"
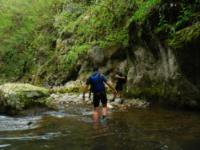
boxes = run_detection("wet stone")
[49,93,149,111]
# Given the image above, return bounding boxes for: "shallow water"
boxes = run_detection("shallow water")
[0,106,200,150]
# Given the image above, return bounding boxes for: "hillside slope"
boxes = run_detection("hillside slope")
[0,0,200,108]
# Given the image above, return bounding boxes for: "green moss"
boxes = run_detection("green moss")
[126,86,164,100]
[0,83,50,111]
[168,23,200,48]
[50,86,82,94]
[50,80,83,94]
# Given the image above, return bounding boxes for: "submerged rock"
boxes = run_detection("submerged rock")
[0,83,51,114]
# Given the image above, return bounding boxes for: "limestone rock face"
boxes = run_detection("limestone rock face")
[89,46,105,65]
[126,42,200,109]
[126,2,200,109]
[78,45,127,80]
[0,83,50,114]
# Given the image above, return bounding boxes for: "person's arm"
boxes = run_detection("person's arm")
[82,78,90,100]
[82,83,89,101]
[101,74,117,95]
[115,74,126,80]
[105,81,117,95]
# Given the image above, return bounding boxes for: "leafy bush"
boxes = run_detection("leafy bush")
[0,0,62,80]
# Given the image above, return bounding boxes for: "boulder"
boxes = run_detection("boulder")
[88,46,105,65]
[0,83,51,114]
[51,80,83,94]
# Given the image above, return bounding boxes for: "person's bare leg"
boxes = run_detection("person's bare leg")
[111,92,118,102]
[89,90,92,100]
[119,91,124,104]
[102,105,108,118]
[119,92,121,99]
[93,107,100,123]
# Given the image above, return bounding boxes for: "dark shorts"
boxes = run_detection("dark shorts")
[93,92,107,107]
[115,84,123,92]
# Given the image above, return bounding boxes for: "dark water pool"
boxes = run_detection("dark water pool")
[0,106,200,150]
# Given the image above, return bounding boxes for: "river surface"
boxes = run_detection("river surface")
[0,105,200,150]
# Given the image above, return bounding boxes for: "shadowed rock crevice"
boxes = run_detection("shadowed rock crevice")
[177,37,200,89]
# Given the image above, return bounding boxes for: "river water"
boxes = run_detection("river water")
[0,105,200,150]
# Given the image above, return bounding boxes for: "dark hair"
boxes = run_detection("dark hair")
[117,71,122,76]
[93,66,99,72]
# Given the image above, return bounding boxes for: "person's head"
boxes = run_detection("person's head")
[93,66,99,72]
[116,71,122,76]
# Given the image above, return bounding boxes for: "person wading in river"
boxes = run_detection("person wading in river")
[111,71,127,103]
[82,66,117,123]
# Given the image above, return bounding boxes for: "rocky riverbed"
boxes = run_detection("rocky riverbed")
[49,80,150,111]
[0,82,149,115]
[49,92,149,111]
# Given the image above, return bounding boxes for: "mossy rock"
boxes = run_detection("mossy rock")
[50,80,83,94]
[0,83,51,114]
[168,23,200,49]
[126,78,200,109]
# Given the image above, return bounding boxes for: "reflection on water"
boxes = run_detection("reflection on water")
[0,132,61,140]
[0,106,200,150]
[0,144,10,148]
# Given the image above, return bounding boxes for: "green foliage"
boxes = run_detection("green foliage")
[0,0,163,83]
[77,0,135,46]
[54,1,89,34]
[51,0,137,79]
[155,1,199,38]
[63,44,90,69]
[168,23,200,49]
[0,0,62,80]
[96,30,129,48]
[175,5,193,30]
[127,0,160,26]
[1,0,198,85]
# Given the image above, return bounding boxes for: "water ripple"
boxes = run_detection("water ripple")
[0,115,41,131]
[0,144,11,148]
[0,132,62,141]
